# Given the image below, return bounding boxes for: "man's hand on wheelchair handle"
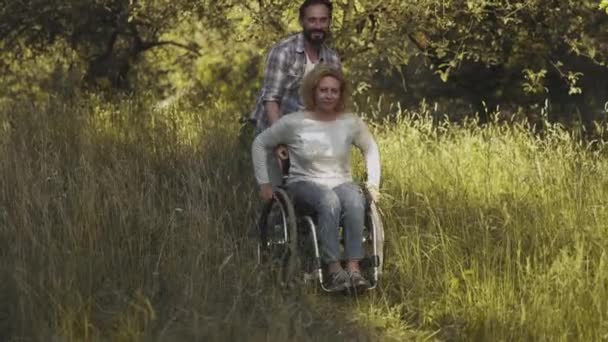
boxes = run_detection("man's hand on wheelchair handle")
[259,183,274,202]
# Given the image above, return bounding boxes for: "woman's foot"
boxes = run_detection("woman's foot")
[347,269,370,291]
[324,269,351,292]
[346,261,370,291]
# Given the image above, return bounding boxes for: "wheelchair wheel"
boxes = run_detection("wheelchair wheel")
[257,188,299,286]
[363,197,384,289]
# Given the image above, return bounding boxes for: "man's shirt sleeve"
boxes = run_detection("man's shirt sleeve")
[261,46,290,103]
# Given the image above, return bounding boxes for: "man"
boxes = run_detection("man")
[250,0,341,185]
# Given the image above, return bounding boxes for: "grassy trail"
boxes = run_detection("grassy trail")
[0,98,420,341]
[1,97,608,341]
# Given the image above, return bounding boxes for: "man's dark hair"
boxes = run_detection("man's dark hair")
[299,0,333,20]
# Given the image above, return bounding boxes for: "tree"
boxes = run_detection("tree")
[237,1,608,118]
[0,0,234,89]
[2,0,607,122]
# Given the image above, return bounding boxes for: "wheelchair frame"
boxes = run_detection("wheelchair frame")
[256,184,384,292]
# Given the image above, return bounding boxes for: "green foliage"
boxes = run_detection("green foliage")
[0,42,81,101]
[140,19,264,114]
[0,0,234,89]
[188,0,608,115]
[1,0,608,117]
[400,0,608,105]
[522,68,548,95]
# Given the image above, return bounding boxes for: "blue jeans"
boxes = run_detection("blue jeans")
[286,181,366,264]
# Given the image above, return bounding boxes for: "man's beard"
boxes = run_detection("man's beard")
[303,29,328,47]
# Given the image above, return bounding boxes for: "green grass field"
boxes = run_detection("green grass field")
[1,96,607,341]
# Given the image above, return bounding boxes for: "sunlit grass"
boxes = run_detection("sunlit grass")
[1,95,607,341]
[374,108,608,340]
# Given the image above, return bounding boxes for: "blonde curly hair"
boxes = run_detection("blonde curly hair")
[300,64,351,113]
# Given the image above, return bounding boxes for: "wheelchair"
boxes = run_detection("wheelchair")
[255,158,385,292]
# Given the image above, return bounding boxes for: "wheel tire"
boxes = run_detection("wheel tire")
[272,188,299,288]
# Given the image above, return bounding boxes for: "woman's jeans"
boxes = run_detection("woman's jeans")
[286,181,366,264]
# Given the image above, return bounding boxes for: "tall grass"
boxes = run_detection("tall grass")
[372,108,608,340]
[0,96,405,341]
[0,95,607,341]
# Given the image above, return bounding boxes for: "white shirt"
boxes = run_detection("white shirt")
[252,112,381,189]
[304,52,317,76]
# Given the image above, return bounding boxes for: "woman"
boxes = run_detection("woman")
[251,65,381,292]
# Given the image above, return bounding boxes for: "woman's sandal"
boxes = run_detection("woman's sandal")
[348,269,370,292]
[324,269,351,292]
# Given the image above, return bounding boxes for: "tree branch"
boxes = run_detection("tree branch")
[141,40,202,56]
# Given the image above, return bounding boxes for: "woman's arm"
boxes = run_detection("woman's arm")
[352,117,381,190]
[251,116,293,186]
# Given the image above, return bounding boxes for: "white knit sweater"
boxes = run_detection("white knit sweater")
[252,111,381,189]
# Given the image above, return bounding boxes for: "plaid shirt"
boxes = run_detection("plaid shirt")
[250,33,341,131]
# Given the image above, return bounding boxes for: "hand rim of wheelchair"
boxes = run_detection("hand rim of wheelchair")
[256,188,299,287]
[256,184,383,292]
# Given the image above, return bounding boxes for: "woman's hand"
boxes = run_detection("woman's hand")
[367,186,381,203]
[275,144,288,160]
[259,183,274,202]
